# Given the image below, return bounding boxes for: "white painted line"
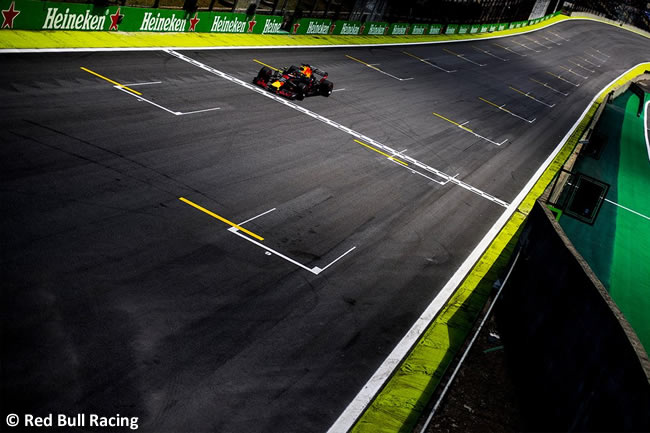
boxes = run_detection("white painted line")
[510,86,555,107]
[121,81,162,86]
[403,51,457,73]
[372,68,413,81]
[114,85,220,115]
[393,159,448,185]
[559,65,588,79]
[228,227,319,274]
[346,55,413,81]
[569,60,595,73]
[524,36,552,49]
[530,78,569,96]
[592,47,610,58]
[581,57,602,68]
[443,48,486,66]
[541,35,561,46]
[332,88,346,92]
[316,246,357,273]
[115,86,177,115]
[480,97,536,123]
[547,71,580,87]
[177,107,222,115]
[237,207,277,225]
[587,52,607,63]
[492,42,527,57]
[605,199,650,221]
[166,49,508,208]
[327,61,650,433]
[472,46,508,61]
[434,114,508,146]
[228,226,357,275]
[548,30,570,41]
[645,100,650,163]
[511,40,541,52]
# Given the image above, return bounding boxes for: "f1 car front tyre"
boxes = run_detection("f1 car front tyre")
[320,80,333,97]
[255,66,273,83]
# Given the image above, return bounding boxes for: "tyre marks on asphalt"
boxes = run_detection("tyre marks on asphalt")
[165,49,509,208]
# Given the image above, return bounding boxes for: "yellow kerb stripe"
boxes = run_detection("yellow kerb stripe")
[179,197,264,241]
[80,67,142,96]
[354,139,408,166]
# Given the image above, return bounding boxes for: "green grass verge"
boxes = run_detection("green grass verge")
[350,63,650,433]
[0,15,568,49]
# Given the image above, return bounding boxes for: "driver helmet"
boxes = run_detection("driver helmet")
[300,64,312,78]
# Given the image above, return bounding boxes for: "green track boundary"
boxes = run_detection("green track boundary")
[349,63,650,433]
[0,15,570,50]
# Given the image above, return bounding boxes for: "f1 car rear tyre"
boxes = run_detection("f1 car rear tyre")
[320,80,333,97]
[296,82,307,101]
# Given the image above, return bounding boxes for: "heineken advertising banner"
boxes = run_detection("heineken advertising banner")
[331,19,361,35]
[388,22,409,35]
[445,24,458,34]
[410,23,428,35]
[469,24,480,33]
[362,21,389,35]
[0,0,284,33]
[291,17,331,34]
[457,24,470,34]
[428,24,443,34]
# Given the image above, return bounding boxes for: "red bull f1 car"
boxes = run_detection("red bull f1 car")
[254,64,334,100]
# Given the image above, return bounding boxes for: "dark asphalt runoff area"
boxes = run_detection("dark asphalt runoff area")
[1,20,649,433]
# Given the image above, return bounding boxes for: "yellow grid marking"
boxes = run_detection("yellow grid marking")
[479,96,520,117]
[80,67,142,96]
[179,197,264,241]
[432,112,474,132]
[402,50,424,61]
[509,86,543,103]
[253,59,280,71]
[345,55,382,72]
[354,139,408,166]
[443,47,460,56]
[478,96,501,109]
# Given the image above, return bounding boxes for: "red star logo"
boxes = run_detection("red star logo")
[384,25,389,35]
[189,12,199,31]
[109,8,123,31]
[406,25,410,34]
[247,19,256,33]
[329,23,336,34]
[292,23,300,34]
[2,1,20,29]
[359,24,365,34]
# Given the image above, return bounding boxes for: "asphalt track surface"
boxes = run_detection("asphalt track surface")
[1,20,649,433]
